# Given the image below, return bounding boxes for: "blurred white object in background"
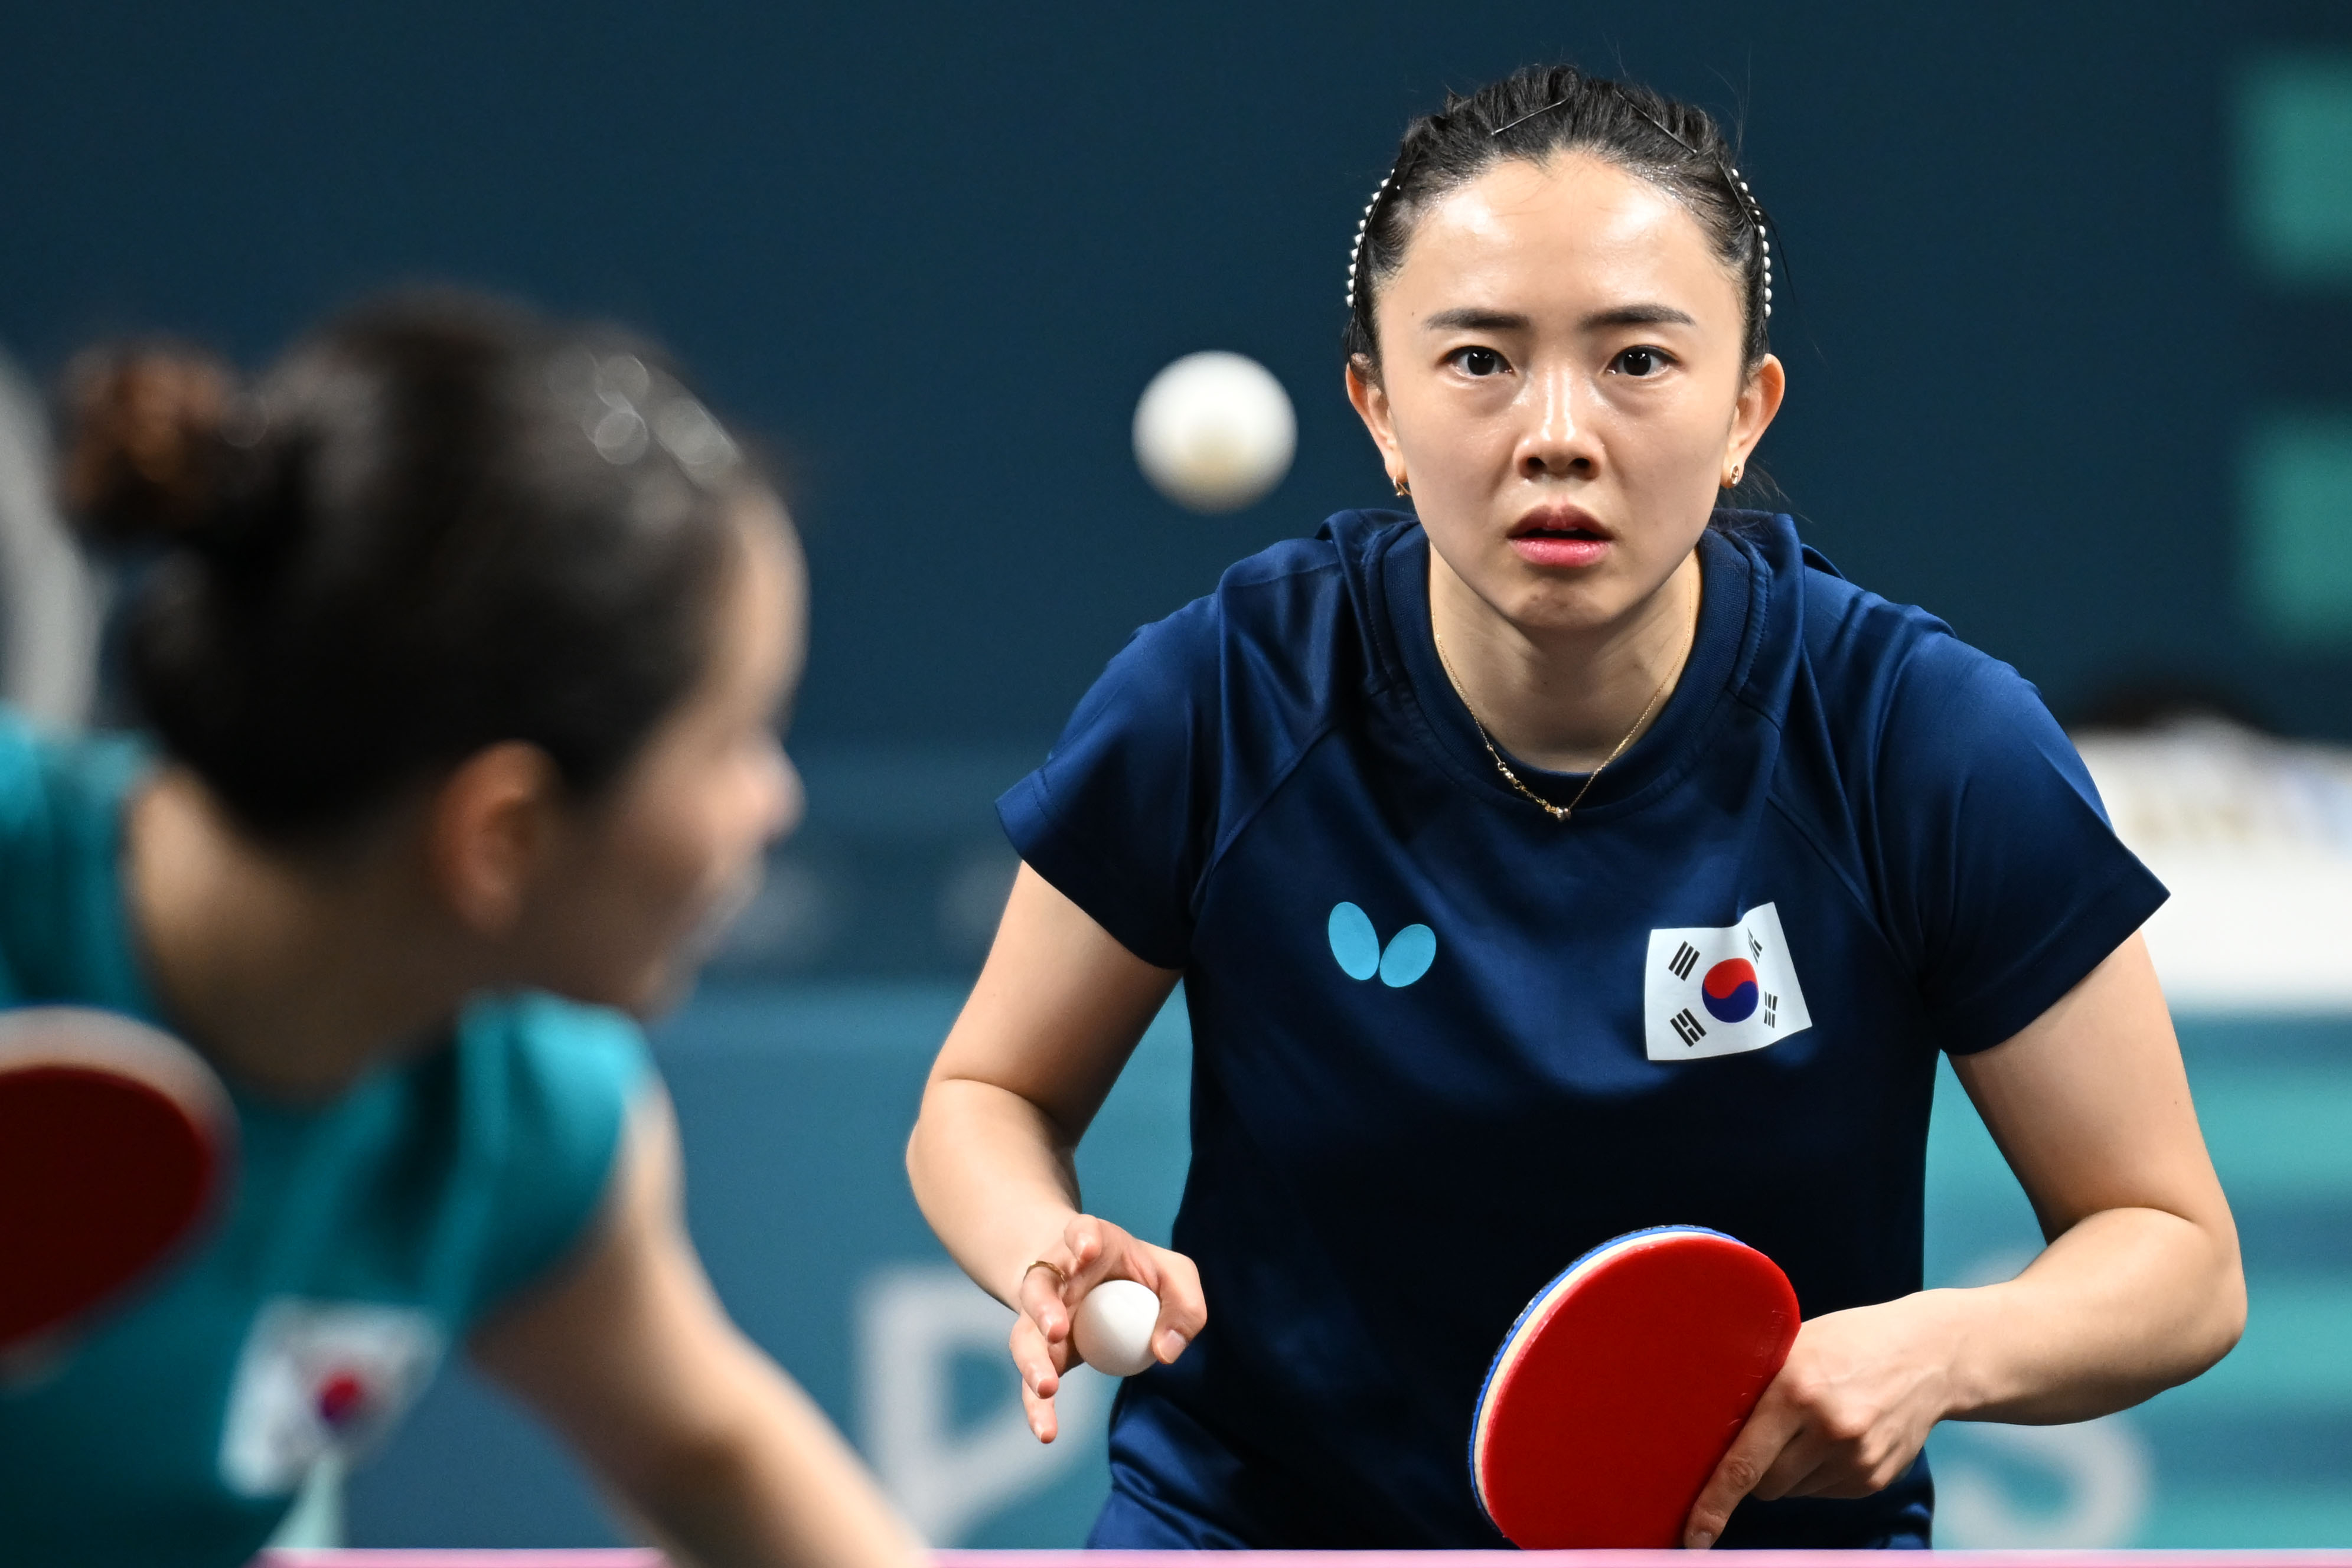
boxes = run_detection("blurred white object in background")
[1132,351,1295,514]
[0,349,103,730]
[2076,718,2352,1012]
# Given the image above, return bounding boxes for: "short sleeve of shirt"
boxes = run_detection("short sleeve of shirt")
[460,992,655,1320]
[1870,634,2167,1054]
[997,599,1224,969]
[0,708,152,1008]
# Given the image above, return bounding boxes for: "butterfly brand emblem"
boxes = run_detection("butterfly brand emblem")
[1327,901,1436,988]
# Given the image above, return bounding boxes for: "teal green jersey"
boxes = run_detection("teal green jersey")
[0,710,652,1565]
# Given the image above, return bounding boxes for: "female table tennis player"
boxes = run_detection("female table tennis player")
[0,295,921,1568]
[908,63,2246,1550]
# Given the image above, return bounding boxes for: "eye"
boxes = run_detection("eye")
[1612,347,1672,378]
[1448,346,1508,378]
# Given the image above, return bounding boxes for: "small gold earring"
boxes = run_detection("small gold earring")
[1393,473,1412,498]
[1723,463,1744,489]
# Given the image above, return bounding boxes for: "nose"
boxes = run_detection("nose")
[1516,363,1599,482]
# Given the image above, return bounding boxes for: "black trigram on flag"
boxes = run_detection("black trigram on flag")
[1748,931,1763,959]
[1667,942,1699,980]
[1669,1008,1707,1046]
[1762,992,1779,1027]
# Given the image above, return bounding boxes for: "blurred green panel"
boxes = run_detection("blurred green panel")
[2243,414,2352,643]
[2239,54,2352,282]
[1925,1025,2352,1547]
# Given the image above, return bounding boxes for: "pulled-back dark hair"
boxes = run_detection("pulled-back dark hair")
[62,292,769,842]
[1344,64,1774,372]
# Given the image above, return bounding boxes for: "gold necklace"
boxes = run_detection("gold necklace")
[1431,629,1674,824]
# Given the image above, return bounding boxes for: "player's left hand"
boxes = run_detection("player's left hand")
[1681,1294,1957,1549]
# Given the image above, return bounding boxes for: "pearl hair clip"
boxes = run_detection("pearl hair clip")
[1345,168,1395,312]
[548,349,742,489]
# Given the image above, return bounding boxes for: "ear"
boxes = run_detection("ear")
[425,742,566,937]
[1728,354,1787,473]
[1345,358,1409,492]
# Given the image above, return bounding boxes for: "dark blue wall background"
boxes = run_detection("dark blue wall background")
[8,5,2352,1549]
[5,0,2348,752]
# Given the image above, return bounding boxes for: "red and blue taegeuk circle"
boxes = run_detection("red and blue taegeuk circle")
[1700,958,1759,1023]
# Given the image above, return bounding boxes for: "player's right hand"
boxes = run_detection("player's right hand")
[1010,1212,1206,1443]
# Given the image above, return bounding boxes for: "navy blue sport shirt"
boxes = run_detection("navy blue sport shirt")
[998,509,2167,1550]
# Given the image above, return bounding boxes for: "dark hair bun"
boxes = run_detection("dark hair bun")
[61,345,242,547]
[82,291,766,841]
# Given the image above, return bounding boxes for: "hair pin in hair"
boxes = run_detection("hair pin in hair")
[1490,97,1570,138]
[1608,83,1773,320]
[1606,81,1698,155]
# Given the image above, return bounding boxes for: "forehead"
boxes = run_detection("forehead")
[1392,152,1728,300]
[706,504,804,690]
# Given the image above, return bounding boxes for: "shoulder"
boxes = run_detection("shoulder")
[0,707,150,850]
[1786,538,1972,701]
[0,709,154,1004]
[1101,512,1395,710]
[466,988,651,1069]
[1000,512,1407,967]
[1052,509,1401,782]
[458,990,653,1145]
[1751,525,2057,772]
[452,992,655,1315]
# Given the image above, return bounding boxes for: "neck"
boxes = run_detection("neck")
[128,771,482,1102]
[1428,547,1702,774]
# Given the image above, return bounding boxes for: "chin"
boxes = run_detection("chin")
[1497,582,1628,635]
[544,951,687,1019]
[615,959,696,1020]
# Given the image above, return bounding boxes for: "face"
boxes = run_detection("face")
[518,503,807,1012]
[1349,152,1783,639]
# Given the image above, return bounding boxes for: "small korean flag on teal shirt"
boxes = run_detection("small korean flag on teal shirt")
[1644,902,1812,1061]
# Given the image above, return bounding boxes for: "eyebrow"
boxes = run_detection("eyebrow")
[1422,308,1531,332]
[1419,303,1698,332]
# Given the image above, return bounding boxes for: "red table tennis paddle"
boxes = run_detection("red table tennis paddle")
[1470,1224,1800,1549]
[0,1007,233,1368]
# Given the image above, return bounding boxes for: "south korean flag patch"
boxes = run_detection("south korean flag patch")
[217,1298,443,1497]
[1645,902,1812,1061]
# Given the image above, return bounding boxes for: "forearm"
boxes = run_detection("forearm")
[908,1076,1084,1304]
[1937,1203,2245,1424]
[625,1337,925,1568]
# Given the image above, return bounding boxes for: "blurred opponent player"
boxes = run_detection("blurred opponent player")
[908,63,2246,1550]
[0,295,922,1568]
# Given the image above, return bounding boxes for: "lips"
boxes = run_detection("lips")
[1509,505,1612,569]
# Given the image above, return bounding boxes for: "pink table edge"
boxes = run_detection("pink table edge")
[261,1553,2352,1566]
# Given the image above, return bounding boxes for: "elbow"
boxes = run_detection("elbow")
[2167,1219,2247,1391]
[905,1087,944,1214]
[905,1124,931,1218]
[2198,1249,2249,1373]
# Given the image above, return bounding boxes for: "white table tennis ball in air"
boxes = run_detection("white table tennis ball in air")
[1072,1278,1162,1377]
[1133,351,1296,514]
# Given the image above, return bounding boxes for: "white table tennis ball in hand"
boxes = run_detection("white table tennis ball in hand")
[1133,351,1296,514]
[1072,1278,1162,1377]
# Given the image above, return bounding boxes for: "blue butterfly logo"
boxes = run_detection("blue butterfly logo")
[1327,901,1437,988]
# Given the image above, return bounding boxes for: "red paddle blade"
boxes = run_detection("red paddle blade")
[0,1008,233,1357]
[1470,1226,1800,1549]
